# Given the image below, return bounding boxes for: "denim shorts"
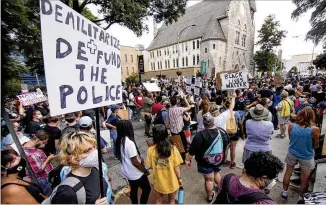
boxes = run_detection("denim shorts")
[197,165,221,175]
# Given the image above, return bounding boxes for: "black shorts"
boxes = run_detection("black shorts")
[229,134,239,141]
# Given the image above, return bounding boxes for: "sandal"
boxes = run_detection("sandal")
[223,160,231,167]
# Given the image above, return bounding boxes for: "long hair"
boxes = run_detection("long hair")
[115,120,140,163]
[201,98,210,114]
[296,107,316,127]
[152,124,171,158]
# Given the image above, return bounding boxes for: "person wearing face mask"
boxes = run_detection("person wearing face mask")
[49,131,111,204]
[22,130,55,196]
[2,122,30,150]
[1,149,46,204]
[295,95,312,114]
[25,110,46,136]
[214,152,284,204]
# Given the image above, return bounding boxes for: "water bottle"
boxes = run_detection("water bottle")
[178,186,184,204]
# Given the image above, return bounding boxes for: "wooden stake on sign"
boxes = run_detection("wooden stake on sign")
[1,108,39,185]
[95,108,105,197]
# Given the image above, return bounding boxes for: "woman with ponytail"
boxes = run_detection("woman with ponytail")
[196,98,210,132]
[146,124,183,204]
[115,120,151,204]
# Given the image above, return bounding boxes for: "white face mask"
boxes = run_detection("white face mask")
[78,149,99,169]
[265,179,276,190]
[37,114,43,120]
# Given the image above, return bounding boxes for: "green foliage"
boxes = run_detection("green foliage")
[307,66,314,70]
[254,51,280,72]
[125,73,139,85]
[196,70,202,77]
[290,66,298,72]
[4,79,23,96]
[254,15,287,72]
[313,53,326,70]
[176,70,182,76]
[256,15,287,52]
[291,0,326,45]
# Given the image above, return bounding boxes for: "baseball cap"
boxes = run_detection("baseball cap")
[203,113,214,128]
[78,116,93,128]
[111,105,120,112]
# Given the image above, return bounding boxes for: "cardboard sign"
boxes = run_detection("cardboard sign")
[220,70,249,90]
[170,135,185,153]
[142,82,161,92]
[40,0,121,116]
[186,77,191,85]
[117,109,128,120]
[17,92,48,106]
[273,75,283,86]
[195,77,202,87]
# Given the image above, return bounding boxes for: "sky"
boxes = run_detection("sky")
[87,0,323,60]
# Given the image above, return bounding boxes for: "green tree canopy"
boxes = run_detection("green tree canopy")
[291,0,326,45]
[290,66,298,72]
[125,73,139,85]
[254,15,287,72]
[313,53,326,70]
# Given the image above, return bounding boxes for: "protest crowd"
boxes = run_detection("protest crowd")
[1,71,326,204]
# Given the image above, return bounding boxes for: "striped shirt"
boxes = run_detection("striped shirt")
[167,106,186,134]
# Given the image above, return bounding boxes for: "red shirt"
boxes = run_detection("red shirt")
[152,103,164,115]
[23,147,53,180]
[134,96,143,107]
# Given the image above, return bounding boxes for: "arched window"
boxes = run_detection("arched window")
[213,44,216,49]
[182,57,185,67]
[160,61,162,69]
[186,57,188,66]
[244,24,247,32]
[193,55,196,65]
[173,59,175,67]
[168,60,170,68]
[125,54,128,62]
[131,55,133,62]
[205,47,208,53]
[241,65,245,69]
[197,40,200,49]
[197,54,199,64]
[234,64,239,69]
[193,41,195,49]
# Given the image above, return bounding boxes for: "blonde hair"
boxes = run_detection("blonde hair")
[58,131,97,167]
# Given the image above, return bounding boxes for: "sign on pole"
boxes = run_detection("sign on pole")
[142,82,161,92]
[201,61,206,75]
[17,92,48,106]
[138,55,144,74]
[220,70,249,90]
[40,0,122,116]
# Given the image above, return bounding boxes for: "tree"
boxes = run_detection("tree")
[196,70,202,77]
[291,0,326,45]
[290,66,298,73]
[254,15,287,72]
[176,70,182,76]
[313,53,326,70]
[69,0,187,36]
[125,73,139,85]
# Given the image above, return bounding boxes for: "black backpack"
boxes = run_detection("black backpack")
[153,109,167,125]
[48,165,64,189]
[214,173,272,204]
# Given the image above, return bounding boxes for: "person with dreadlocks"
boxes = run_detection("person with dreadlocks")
[115,120,151,204]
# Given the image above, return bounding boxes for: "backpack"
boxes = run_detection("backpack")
[48,165,64,189]
[202,127,229,166]
[226,111,237,135]
[153,109,167,125]
[281,99,293,117]
[42,177,86,204]
[214,173,272,204]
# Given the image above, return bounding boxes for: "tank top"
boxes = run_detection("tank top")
[289,123,314,160]
[1,179,45,203]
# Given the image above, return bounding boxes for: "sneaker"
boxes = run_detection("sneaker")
[280,134,286,138]
[297,197,304,204]
[276,134,282,138]
[281,191,288,200]
[223,160,231,167]
[207,191,216,203]
[230,162,236,169]
[274,127,279,130]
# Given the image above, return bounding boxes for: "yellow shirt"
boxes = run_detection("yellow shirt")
[146,145,183,194]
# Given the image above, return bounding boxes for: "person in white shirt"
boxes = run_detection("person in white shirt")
[214,93,236,130]
[2,122,29,150]
[115,120,151,204]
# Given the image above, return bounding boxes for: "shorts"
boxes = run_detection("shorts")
[284,152,315,171]
[197,165,221,175]
[229,134,240,141]
[278,116,289,124]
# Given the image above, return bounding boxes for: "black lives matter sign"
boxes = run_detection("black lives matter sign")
[220,70,249,90]
[40,0,122,116]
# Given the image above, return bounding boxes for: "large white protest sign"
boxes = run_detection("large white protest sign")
[142,82,161,92]
[17,92,48,106]
[40,0,121,116]
[220,70,249,90]
[195,77,202,87]
[186,85,191,94]
[194,87,201,96]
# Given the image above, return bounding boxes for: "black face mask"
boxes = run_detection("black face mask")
[2,158,27,178]
[17,126,23,132]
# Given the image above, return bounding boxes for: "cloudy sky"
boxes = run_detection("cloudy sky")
[88,0,323,60]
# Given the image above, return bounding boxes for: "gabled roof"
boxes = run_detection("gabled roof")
[147,0,232,51]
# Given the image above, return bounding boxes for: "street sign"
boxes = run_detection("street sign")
[138,55,144,74]
[39,0,122,116]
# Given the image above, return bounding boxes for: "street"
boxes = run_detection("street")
[103,121,306,204]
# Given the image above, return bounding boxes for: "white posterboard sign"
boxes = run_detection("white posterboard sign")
[195,77,202,87]
[186,77,191,85]
[220,70,249,90]
[40,0,121,116]
[143,82,161,92]
[17,92,48,106]
[194,87,200,96]
[186,85,191,93]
